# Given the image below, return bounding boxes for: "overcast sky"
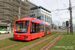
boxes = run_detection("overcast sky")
[24,0,75,26]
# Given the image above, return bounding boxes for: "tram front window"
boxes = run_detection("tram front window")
[15,21,29,33]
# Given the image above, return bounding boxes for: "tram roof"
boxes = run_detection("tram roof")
[16,17,41,21]
[16,17,50,26]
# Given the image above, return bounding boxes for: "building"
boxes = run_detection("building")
[30,6,52,25]
[0,0,30,23]
[0,22,7,31]
[0,22,11,31]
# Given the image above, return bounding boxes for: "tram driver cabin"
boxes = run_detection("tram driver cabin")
[13,17,51,41]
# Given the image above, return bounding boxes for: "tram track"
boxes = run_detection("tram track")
[0,42,23,50]
[0,43,6,45]
[19,33,58,50]
[0,44,19,50]
[40,33,63,50]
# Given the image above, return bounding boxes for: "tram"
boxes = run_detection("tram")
[13,17,51,41]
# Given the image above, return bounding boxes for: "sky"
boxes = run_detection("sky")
[23,0,75,26]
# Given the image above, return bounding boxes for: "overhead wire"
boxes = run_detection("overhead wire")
[44,0,53,10]
[31,0,73,12]
[32,0,68,12]
[44,0,59,16]
[55,0,69,16]
[52,8,68,11]
[31,0,69,16]
[59,0,69,13]
[59,0,75,13]
[51,0,68,12]
[60,0,67,7]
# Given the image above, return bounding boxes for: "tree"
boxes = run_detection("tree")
[11,16,25,26]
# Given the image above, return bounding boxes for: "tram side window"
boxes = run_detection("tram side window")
[47,26,51,31]
[30,22,44,33]
[36,24,40,32]
[30,23,36,33]
[46,25,50,31]
[40,24,44,32]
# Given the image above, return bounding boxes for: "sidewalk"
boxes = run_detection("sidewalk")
[0,33,13,40]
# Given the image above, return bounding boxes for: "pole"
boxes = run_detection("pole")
[18,1,21,19]
[18,7,20,19]
[69,0,73,34]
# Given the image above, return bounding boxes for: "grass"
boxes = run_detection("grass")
[28,33,61,50]
[49,32,75,50]
[0,32,57,50]
[0,38,24,48]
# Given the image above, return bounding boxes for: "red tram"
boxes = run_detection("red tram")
[13,17,51,41]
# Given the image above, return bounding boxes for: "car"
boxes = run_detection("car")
[0,29,10,34]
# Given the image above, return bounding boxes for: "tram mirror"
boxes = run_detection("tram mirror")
[17,28,20,32]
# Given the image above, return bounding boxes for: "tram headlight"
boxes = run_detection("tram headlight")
[24,36,28,39]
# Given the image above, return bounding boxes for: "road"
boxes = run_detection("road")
[0,33,13,40]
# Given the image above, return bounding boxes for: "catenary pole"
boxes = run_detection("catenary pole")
[69,0,73,34]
